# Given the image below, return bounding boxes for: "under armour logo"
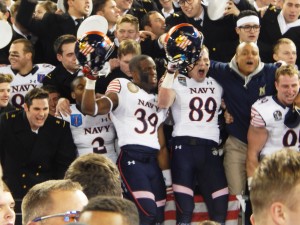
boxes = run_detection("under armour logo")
[207,81,213,85]
[128,160,135,165]
[175,145,182,150]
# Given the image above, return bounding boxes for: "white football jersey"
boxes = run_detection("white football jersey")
[107,78,167,149]
[61,104,118,162]
[251,96,299,156]
[171,75,223,143]
[0,64,55,108]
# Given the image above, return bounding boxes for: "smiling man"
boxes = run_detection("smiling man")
[0,88,77,200]
[158,27,228,223]
[247,65,300,184]
[0,74,15,114]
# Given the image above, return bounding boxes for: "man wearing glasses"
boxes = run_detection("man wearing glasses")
[218,10,273,63]
[165,0,256,61]
[21,179,88,225]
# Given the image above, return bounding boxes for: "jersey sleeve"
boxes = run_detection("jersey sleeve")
[106,79,121,94]
[250,107,266,127]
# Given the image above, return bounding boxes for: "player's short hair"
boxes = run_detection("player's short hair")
[70,76,86,92]
[273,38,296,55]
[116,14,139,32]
[129,54,151,73]
[275,64,299,82]
[81,196,139,225]
[22,179,83,225]
[24,88,49,107]
[0,73,13,84]
[251,149,300,220]
[117,39,141,58]
[64,153,122,199]
[11,38,35,59]
[54,34,77,55]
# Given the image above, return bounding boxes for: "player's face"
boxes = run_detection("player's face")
[48,92,60,116]
[235,43,260,76]
[68,0,90,17]
[24,98,49,131]
[0,82,11,108]
[133,58,157,93]
[31,190,88,225]
[57,42,79,73]
[148,12,166,36]
[273,43,297,66]
[115,22,139,43]
[34,4,47,20]
[119,53,135,77]
[96,0,120,26]
[114,0,133,12]
[187,48,210,82]
[282,0,300,23]
[275,73,299,106]
[236,22,260,42]
[8,43,32,71]
[180,0,202,18]
[0,191,15,225]
[80,211,124,225]
[71,77,86,104]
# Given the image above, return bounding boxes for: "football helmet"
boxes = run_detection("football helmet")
[76,31,114,76]
[164,23,204,73]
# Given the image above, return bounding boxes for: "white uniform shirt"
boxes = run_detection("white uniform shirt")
[171,75,223,143]
[107,78,167,149]
[251,96,299,156]
[0,64,55,108]
[61,104,118,162]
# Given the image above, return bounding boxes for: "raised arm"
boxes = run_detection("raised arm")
[81,78,119,116]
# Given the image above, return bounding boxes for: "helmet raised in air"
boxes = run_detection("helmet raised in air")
[164,23,204,72]
[76,31,114,74]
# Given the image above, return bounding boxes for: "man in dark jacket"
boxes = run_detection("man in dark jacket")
[0,87,77,199]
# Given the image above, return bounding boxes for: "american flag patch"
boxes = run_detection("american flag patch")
[106,79,121,94]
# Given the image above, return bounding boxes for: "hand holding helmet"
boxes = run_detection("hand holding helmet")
[164,23,204,74]
[76,31,114,80]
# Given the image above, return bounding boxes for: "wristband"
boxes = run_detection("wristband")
[93,103,98,116]
[101,96,113,112]
[247,177,253,191]
[162,169,172,187]
[161,72,175,89]
[85,79,96,90]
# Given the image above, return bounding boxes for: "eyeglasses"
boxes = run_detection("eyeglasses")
[239,25,261,32]
[32,210,80,222]
[178,0,194,6]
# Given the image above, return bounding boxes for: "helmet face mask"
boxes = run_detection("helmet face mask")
[165,23,204,74]
[76,31,114,74]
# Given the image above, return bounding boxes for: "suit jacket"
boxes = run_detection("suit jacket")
[43,64,79,103]
[16,0,77,65]
[0,110,77,198]
[259,5,300,66]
